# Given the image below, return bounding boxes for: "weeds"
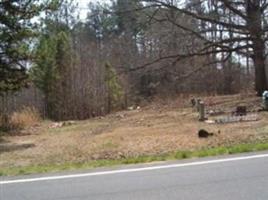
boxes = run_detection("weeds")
[9,107,41,130]
[1,142,268,176]
[0,107,41,135]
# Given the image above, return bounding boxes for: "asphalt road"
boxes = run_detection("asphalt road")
[1,152,268,200]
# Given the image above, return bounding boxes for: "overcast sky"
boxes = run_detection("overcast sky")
[76,0,111,20]
[77,0,111,8]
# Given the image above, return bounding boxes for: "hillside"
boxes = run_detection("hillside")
[1,93,268,173]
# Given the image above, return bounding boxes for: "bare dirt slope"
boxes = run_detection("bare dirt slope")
[1,93,268,168]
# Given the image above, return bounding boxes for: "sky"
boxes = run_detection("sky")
[77,0,109,7]
[76,0,111,20]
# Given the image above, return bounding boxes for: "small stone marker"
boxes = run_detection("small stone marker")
[196,99,202,112]
[263,91,268,111]
[198,101,207,121]
[190,98,196,107]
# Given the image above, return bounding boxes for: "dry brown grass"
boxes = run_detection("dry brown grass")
[1,93,268,169]
[9,107,41,130]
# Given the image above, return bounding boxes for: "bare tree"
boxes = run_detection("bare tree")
[139,0,268,95]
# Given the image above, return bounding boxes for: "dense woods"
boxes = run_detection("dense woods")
[1,0,268,121]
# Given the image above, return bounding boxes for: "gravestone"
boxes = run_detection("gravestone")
[263,91,268,111]
[198,101,206,121]
[234,106,247,116]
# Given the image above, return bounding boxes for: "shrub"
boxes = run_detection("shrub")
[0,114,11,132]
[9,107,41,130]
[105,62,124,112]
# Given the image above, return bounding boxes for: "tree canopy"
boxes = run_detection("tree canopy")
[0,0,57,94]
[140,0,268,95]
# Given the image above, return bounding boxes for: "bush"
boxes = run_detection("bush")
[9,107,41,130]
[0,114,10,132]
[105,62,124,112]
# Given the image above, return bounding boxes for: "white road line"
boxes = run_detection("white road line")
[1,153,268,185]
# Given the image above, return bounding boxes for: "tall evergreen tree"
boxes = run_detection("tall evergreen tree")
[0,0,57,94]
[31,0,75,120]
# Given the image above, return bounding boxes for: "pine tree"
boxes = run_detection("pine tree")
[105,62,124,113]
[0,0,57,94]
[31,30,73,120]
[31,0,76,120]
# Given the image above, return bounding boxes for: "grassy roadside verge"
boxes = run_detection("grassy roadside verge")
[1,142,268,177]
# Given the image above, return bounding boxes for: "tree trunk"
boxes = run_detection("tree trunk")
[252,40,267,96]
[247,1,267,96]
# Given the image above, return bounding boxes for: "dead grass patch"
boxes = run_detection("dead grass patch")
[1,93,268,172]
[9,107,41,131]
